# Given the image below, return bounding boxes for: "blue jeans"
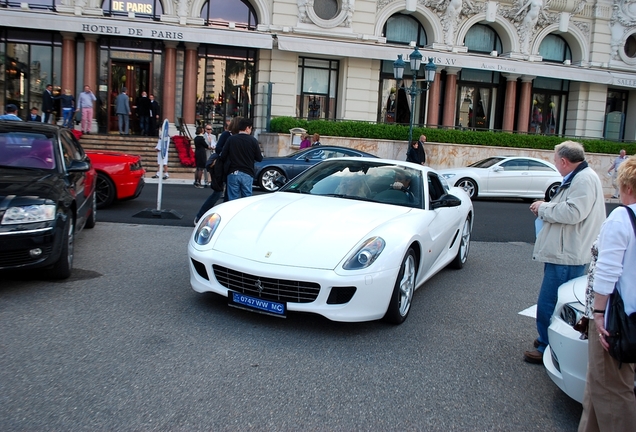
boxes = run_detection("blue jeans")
[196,189,223,221]
[118,114,129,134]
[139,116,149,135]
[536,263,586,352]
[226,171,253,201]
[62,108,73,128]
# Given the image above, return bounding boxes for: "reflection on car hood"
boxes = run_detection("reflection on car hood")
[0,169,56,203]
[571,275,587,305]
[213,193,411,270]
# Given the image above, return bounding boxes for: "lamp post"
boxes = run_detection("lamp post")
[393,47,437,145]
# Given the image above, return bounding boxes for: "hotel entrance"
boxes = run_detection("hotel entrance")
[109,61,151,134]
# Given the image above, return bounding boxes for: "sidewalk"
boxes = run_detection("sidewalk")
[144,172,197,185]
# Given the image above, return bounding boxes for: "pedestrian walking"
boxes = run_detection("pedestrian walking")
[607,149,628,198]
[149,94,160,136]
[311,133,321,146]
[203,124,217,185]
[41,84,54,124]
[406,140,423,165]
[193,126,208,188]
[115,87,131,135]
[417,134,427,165]
[524,140,606,364]
[219,118,262,201]
[57,89,75,128]
[77,85,96,134]
[134,91,151,135]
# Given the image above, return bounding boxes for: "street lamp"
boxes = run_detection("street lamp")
[393,47,437,145]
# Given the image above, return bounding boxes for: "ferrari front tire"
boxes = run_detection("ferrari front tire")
[383,248,416,325]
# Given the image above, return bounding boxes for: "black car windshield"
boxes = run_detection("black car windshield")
[0,132,56,170]
[468,157,504,168]
[280,159,424,209]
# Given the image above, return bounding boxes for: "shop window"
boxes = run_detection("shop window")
[297,58,338,120]
[102,0,163,19]
[196,46,256,133]
[457,86,492,130]
[604,90,628,141]
[0,0,55,10]
[539,34,572,63]
[200,0,257,30]
[464,24,502,54]
[378,14,427,124]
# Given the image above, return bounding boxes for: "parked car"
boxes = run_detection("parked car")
[86,150,145,208]
[254,145,377,192]
[0,120,96,279]
[437,156,562,200]
[544,275,636,402]
[189,157,473,324]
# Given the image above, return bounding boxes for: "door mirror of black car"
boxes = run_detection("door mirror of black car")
[67,160,91,172]
[274,176,287,188]
[431,194,462,209]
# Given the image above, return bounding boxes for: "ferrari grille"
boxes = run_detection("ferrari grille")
[212,265,320,303]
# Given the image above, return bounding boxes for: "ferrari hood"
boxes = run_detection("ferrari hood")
[212,194,411,270]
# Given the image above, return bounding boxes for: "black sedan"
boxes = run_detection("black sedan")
[0,120,96,279]
[255,145,377,192]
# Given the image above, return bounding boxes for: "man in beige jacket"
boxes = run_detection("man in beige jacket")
[524,141,606,364]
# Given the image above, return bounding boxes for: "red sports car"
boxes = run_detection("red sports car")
[86,150,145,208]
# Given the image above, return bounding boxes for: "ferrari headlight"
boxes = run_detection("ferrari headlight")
[343,236,385,270]
[1,204,56,225]
[194,213,221,245]
[560,303,584,327]
[441,173,456,179]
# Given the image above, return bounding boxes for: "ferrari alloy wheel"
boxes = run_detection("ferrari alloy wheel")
[450,216,471,269]
[384,248,416,325]
[259,167,284,192]
[49,216,74,280]
[546,182,560,201]
[95,173,116,208]
[457,178,477,198]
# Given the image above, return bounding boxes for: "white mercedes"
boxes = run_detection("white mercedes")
[188,158,473,324]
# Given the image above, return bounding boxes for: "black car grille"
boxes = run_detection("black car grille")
[0,245,53,268]
[212,265,320,303]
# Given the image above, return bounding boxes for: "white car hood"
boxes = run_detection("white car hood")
[212,194,411,270]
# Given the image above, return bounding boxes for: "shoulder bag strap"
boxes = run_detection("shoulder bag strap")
[621,204,636,237]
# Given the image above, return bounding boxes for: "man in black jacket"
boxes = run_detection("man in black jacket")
[42,84,54,124]
[219,118,263,201]
[149,94,161,136]
[134,91,152,135]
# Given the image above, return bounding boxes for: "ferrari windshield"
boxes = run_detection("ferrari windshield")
[280,159,424,209]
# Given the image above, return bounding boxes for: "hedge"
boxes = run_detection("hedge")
[269,117,636,155]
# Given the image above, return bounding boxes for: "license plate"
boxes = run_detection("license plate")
[228,291,286,317]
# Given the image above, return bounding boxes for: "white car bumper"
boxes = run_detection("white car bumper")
[544,317,588,403]
[188,245,400,322]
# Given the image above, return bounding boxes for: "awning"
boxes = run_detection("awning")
[0,11,273,49]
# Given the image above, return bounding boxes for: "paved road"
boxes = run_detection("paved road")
[100,183,619,243]
[1,222,584,430]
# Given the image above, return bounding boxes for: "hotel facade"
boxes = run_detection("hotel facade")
[0,0,635,140]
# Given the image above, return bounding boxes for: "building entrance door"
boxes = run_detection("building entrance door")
[109,62,151,134]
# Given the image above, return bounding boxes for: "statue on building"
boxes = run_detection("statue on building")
[610,0,636,61]
[177,0,191,18]
[515,0,548,54]
[436,0,475,46]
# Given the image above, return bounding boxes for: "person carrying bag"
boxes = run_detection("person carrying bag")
[579,156,636,432]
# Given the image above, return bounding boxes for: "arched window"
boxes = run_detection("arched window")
[539,34,572,63]
[383,14,427,46]
[200,0,258,30]
[102,0,163,19]
[464,24,502,54]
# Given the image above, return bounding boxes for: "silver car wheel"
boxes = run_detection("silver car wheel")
[457,178,477,198]
[259,168,283,192]
[398,253,416,317]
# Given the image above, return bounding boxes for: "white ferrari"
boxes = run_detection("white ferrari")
[188,158,473,324]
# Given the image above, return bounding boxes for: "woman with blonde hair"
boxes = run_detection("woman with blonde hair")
[579,156,636,431]
[57,88,75,128]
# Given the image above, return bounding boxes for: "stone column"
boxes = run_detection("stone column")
[183,43,199,126]
[442,68,460,128]
[163,42,178,125]
[516,76,535,133]
[83,35,98,132]
[61,33,76,95]
[426,70,442,127]
[502,73,520,132]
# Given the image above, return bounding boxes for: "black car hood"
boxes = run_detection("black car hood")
[0,168,57,206]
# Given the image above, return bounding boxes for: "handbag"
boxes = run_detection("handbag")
[605,205,636,364]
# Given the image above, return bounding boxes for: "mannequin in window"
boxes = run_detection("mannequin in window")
[396,86,410,125]
[308,96,321,120]
[385,90,396,123]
